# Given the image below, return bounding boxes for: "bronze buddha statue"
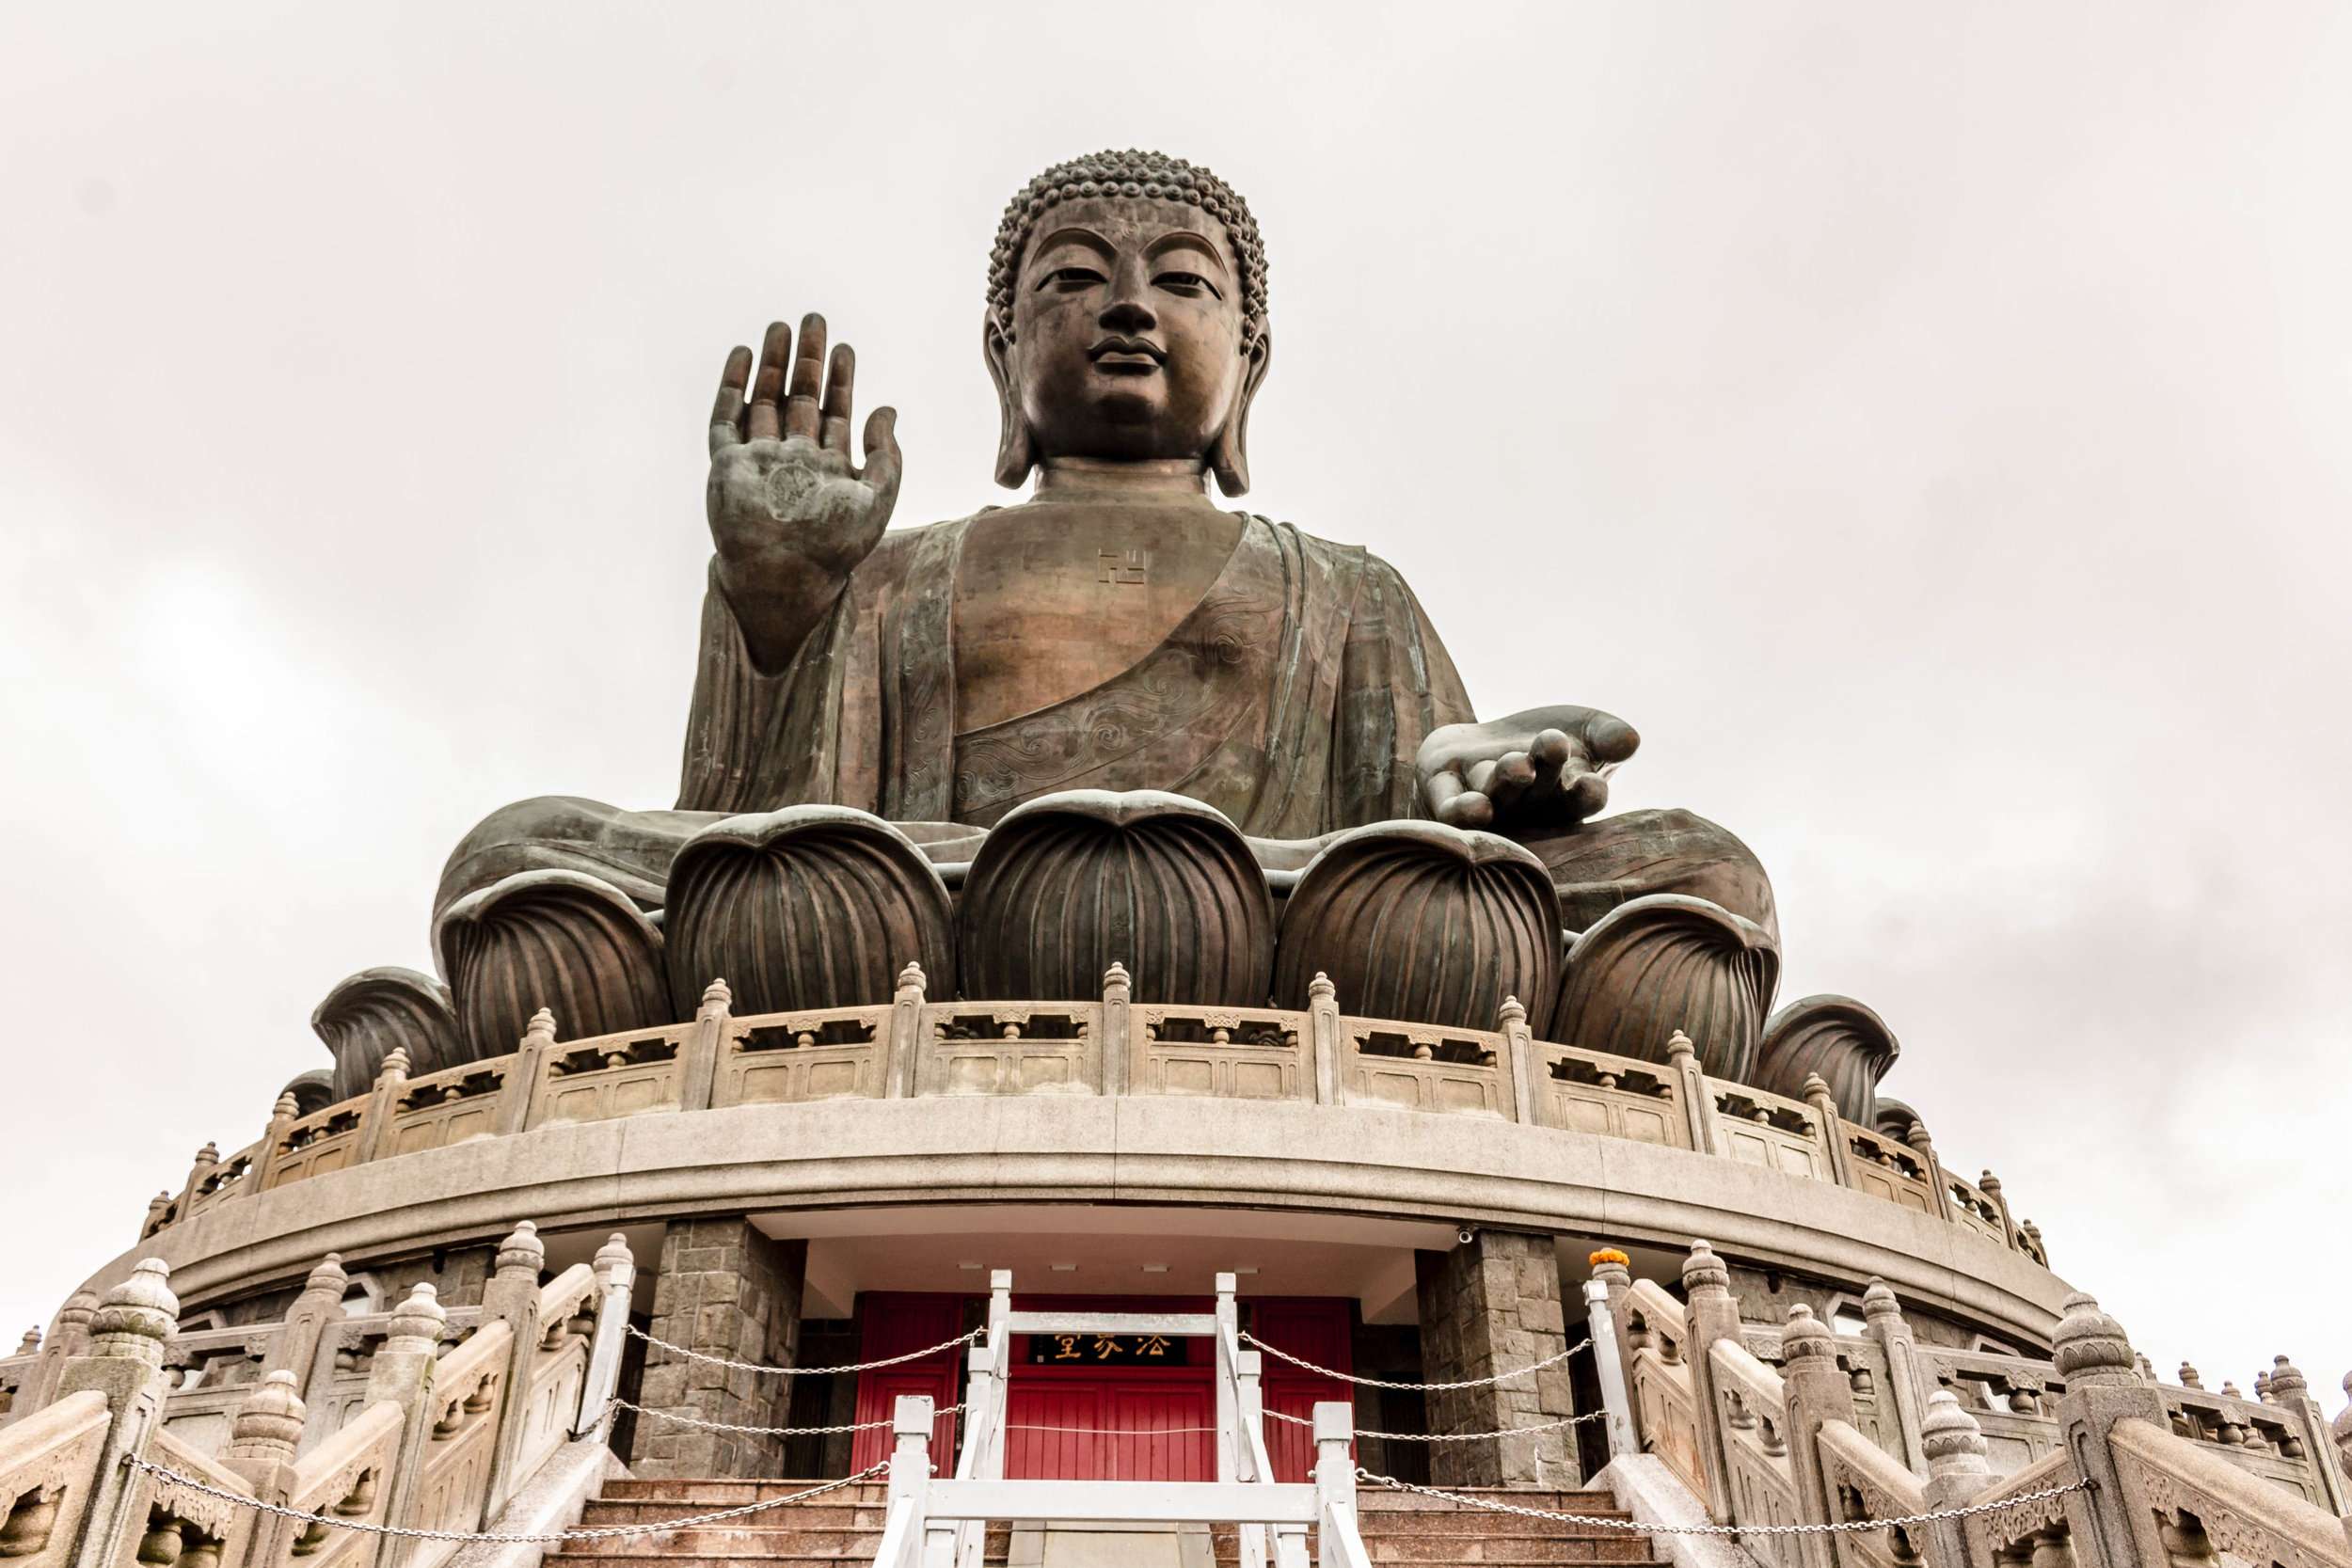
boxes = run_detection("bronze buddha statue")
[313,152,1894,1123]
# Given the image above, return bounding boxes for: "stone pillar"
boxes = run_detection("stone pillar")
[2265,1357,2348,1515]
[678,980,731,1112]
[58,1259,180,1568]
[886,963,927,1099]
[1918,1389,1993,1568]
[632,1217,808,1479]
[1679,1241,1742,1523]
[2048,1292,2169,1568]
[482,1221,548,1512]
[218,1370,310,1567]
[260,1253,349,1450]
[1309,973,1343,1105]
[1861,1279,1929,1472]
[365,1283,450,1568]
[23,1288,99,1415]
[1777,1306,1853,1568]
[1413,1229,1576,1487]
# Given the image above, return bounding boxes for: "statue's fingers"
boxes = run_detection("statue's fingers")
[1578,711,1641,766]
[784,311,827,439]
[1529,728,1574,770]
[1423,766,1471,821]
[1564,768,1610,821]
[859,406,902,507]
[708,344,754,455]
[819,343,856,453]
[1438,789,1495,831]
[746,322,788,441]
[1481,751,1538,814]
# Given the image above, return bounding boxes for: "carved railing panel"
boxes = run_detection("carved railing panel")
[1958,1449,2078,1568]
[514,1266,596,1484]
[386,1056,515,1158]
[280,1401,402,1568]
[918,1005,1102,1096]
[1715,1085,1829,1180]
[187,1144,260,1218]
[143,1429,259,1568]
[405,1322,510,1568]
[528,1023,690,1127]
[1712,1341,1803,1568]
[1534,1041,1685,1146]
[714,1007,889,1106]
[1915,1346,2064,1474]
[1839,1125,1941,1215]
[2110,1415,2352,1568]
[1818,1418,1929,1568]
[160,1325,276,1456]
[2154,1383,2331,1506]
[266,1100,369,1190]
[0,1389,108,1568]
[1134,1006,1309,1100]
[1943,1170,2010,1245]
[1343,1016,1511,1117]
[1630,1346,1706,1497]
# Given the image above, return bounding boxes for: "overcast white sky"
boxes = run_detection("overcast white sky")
[4,4,2345,1402]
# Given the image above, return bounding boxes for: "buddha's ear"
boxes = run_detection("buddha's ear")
[983,311,1034,489]
[1210,326,1272,499]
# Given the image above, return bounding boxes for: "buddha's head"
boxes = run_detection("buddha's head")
[985,150,1272,496]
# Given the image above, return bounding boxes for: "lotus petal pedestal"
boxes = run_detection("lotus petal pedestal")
[433,869,669,1061]
[1756,994,1901,1122]
[310,966,464,1101]
[1553,893,1779,1082]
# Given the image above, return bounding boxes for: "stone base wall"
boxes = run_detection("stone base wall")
[1415,1230,1577,1486]
[630,1218,807,1478]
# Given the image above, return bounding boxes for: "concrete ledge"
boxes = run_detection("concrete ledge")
[1596,1454,1765,1568]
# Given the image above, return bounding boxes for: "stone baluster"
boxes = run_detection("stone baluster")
[2019,1219,2047,1268]
[1917,1389,1992,1568]
[678,978,731,1113]
[352,1047,413,1164]
[141,1192,173,1241]
[2254,1370,2274,1403]
[1901,1121,1953,1230]
[1779,1305,1855,1568]
[2176,1361,2202,1390]
[1859,1280,1930,1473]
[482,1221,548,1512]
[176,1142,221,1219]
[1101,962,1133,1097]
[58,1259,180,1568]
[1977,1169,2023,1252]
[1666,1032,1718,1155]
[578,1233,636,1437]
[1799,1074,1853,1185]
[2049,1292,2170,1568]
[2265,1356,2348,1514]
[1308,972,1344,1105]
[13,1326,37,1357]
[1498,995,1537,1125]
[495,1013,557,1136]
[1583,1250,1638,1464]
[259,1253,348,1451]
[22,1288,99,1416]
[365,1282,450,1568]
[250,1093,302,1191]
[1680,1241,1741,1522]
[218,1370,310,1565]
[887,962,928,1099]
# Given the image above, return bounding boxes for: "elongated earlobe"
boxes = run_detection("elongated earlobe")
[1210,327,1272,498]
[982,313,1034,489]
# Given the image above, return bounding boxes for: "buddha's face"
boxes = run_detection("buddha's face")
[1000,196,1254,470]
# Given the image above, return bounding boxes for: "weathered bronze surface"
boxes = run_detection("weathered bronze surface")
[407,150,1851,1097]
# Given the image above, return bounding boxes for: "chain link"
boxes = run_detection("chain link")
[612,1396,965,1438]
[1263,1408,1609,1442]
[1002,1423,1225,1435]
[1355,1469,2090,1536]
[119,1453,891,1544]
[627,1322,980,1375]
[1241,1331,1591,1391]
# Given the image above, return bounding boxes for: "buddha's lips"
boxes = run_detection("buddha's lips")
[1089,337,1165,372]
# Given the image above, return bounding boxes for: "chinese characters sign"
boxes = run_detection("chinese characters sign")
[1025,1332,1192,1367]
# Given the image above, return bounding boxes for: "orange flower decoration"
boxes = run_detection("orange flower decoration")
[1588,1247,1631,1268]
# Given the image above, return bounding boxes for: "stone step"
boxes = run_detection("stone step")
[561,1526,1012,1558]
[579,1501,897,1529]
[1210,1513,1641,1540]
[596,1481,890,1504]
[1357,1491,1626,1512]
[548,1558,1006,1568]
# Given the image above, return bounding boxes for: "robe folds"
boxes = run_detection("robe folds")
[676,512,1476,837]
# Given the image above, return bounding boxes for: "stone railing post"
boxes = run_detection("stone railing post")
[218,1370,309,1567]
[1101,962,1133,1097]
[1582,1264,1637,1463]
[1902,1122,1954,1230]
[259,1252,348,1450]
[887,963,927,1099]
[366,1282,451,1565]
[1800,1075,1853,1186]
[1311,1402,1359,1545]
[886,1393,933,1508]
[1978,1169,2023,1252]
[1779,1305,1855,1568]
[1918,1389,1993,1568]
[578,1233,636,1437]
[2019,1219,2048,1268]
[1860,1280,1929,1473]
[677,978,731,1112]
[1500,996,1537,1125]
[251,1092,301,1191]
[176,1141,220,1218]
[2048,1292,2169,1568]
[57,1259,180,1568]
[482,1220,548,1512]
[1680,1241,1741,1522]
[352,1047,412,1164]
[1308,973,1344,1105]
[1667,1033,1718,1155]
[140,1192,172,1241]
[495,1012,557,1135]
[2265,1357,2348,1515]
[1215,1272,1239,1485]
[23,1287,99,1416]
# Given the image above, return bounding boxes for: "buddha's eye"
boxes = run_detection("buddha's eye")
[1041,266,1104,291]
[1155,271,1221,297]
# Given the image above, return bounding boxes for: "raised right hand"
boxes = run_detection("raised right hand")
[706,314,901,668]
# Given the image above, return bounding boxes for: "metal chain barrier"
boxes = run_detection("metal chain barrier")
[1263,1407,1609,1442]
[1240,1330,1592,1390]
[627,1321,981,1375]
[119,1453,891,1544]
[1356,1469,2092,1536]
[612,1395,965,1438]
[1002,1422,1224,1435]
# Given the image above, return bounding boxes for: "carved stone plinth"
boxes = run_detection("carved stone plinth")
[663,806,957,1018]
[310,966,463,1101]
[1756,994,1901,1123]
[1276,820,1561,1034]
[1553,894,1779,1082]
[958,790,1273,1005]
[434,869,669,1061]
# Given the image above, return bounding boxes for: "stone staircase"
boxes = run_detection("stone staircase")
[553,1479,1664,1567]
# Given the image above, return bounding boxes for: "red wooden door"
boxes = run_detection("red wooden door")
[848,1294,966,1470]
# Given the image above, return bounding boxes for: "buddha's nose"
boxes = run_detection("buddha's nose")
[1099,267,1156,334]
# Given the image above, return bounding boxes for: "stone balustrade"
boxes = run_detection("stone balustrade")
[142,967,2051,1268]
